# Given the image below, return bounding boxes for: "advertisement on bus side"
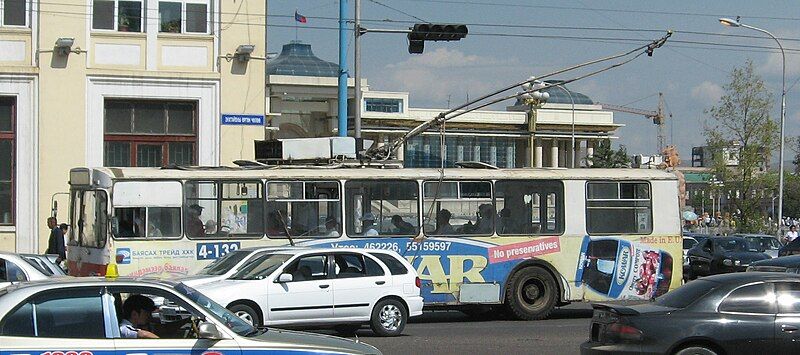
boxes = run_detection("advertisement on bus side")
[575,235,673,300]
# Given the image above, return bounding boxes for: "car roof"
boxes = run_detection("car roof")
[241,247,394,256]
[1,277,181,294]
[701,271,800,283]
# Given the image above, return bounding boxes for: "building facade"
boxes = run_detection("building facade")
[0,0,267,252]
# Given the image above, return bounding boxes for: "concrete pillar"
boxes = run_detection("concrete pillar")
[558,140,567,168]
[534,138,543,168]
[551,139,560,168]
[586,140,595,167]
[574,139,582,168]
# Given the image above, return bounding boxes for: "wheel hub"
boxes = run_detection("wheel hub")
[235,310,254,325]
[379,304,401,331]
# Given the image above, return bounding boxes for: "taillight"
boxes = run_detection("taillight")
[604,323,643,342]
[415,277,421,288]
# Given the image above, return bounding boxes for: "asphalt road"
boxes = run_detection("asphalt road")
[309,304,594,355]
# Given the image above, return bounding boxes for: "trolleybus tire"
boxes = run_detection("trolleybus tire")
[505,266,557,320]
[228,303,261,327]
[369,298,407,337]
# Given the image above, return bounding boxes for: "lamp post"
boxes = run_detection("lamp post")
[720,17,786,238]
[551,83,576,168]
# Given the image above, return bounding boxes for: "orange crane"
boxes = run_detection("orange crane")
[597,93,669,153]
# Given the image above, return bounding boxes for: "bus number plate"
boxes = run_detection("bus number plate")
[196,242,241,260]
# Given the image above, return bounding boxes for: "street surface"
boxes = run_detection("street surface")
[308,304,593,355]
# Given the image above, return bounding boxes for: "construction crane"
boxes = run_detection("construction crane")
[597,93,669,153]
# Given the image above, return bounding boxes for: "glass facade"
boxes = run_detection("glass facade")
[365,98,403,113]
[404,135,517,168]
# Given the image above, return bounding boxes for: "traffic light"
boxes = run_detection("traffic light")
[408,23,468,54]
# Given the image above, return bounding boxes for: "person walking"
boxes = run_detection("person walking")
[45,217,66,264]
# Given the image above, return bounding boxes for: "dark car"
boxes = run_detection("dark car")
[581,272,800,355]
[779,238,800,257]
[686,236,770,279]
[748,255,800,273]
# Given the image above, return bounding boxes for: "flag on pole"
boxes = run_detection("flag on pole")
[294,11,307,23]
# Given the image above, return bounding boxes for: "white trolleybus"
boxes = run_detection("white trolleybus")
[67,146,681,320]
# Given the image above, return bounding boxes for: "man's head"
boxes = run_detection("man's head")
[391,215,403,227]
[792,226,797,232]
[122,295,157,326]
[436,209,451,224]
[360,213,375,227]
[59,223,69,233]
[47,217,57,229]
[188,204,203,217]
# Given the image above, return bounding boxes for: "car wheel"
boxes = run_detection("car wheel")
[505,266,557,320]
[370,298,407,337]
[334,324,362,336]
[675,346,718,355]
[228,304,261,327]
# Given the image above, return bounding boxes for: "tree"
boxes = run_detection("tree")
[589,139,630,168]
[704,60,778,233]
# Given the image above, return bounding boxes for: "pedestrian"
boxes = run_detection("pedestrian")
[786,225,799,244]
[45,217,66,264]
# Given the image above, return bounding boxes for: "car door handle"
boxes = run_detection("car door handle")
[319,284,330,289]
[375,281,386,285]
[782,324,799,333]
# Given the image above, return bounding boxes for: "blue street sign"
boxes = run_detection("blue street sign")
[221,114,265,125]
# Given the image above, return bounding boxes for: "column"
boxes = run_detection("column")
[534,138,543,168]
[573,139,582,168]
[586,140,595,167]
[550,139,559,168]
[558,141,566,168]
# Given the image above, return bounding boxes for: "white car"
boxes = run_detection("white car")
[0,252,51,289]
[195,248,423,337]
[179,246,305,287]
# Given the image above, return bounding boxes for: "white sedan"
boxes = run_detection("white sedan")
[195,248,423,337]
[0,251,51,289]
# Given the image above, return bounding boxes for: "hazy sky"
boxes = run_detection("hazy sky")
[267,0,800,160]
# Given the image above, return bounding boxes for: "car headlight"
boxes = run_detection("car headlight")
[723,259,733,266]
[735,260,741,266]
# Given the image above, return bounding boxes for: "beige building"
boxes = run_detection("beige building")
[0,0,267,252]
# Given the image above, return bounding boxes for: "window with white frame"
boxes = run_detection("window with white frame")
[159,0,209,34]
[1,0,27,27]
[92,0,143,32]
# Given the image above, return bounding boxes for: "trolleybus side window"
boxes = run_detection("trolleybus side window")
[423,181,493,236]
[586,181,652,235]
[495,180,563,235]
[220,181,265,236]
[71,189,108,248]
[345,180,419,237]
[266,181,340,238]
[184,181,218,238]
[113,207,181,239]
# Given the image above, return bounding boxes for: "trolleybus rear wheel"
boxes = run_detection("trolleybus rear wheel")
[505,266,557,320]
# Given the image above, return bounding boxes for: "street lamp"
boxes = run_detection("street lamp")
[550,83,577,168]
[720,17,787,238]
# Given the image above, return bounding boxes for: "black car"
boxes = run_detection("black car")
[686,236,770,279]
[748,255,800,273]
[581,272,800,355]
[779,238,800,256]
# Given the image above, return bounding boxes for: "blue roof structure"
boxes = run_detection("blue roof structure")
[267,41,340,77]
[541,81,594,105]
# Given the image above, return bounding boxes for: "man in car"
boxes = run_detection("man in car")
[120,294,159,339]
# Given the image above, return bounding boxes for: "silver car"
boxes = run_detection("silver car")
[735,234,783,258]
[0,278,381,354]
[0,251,51,289]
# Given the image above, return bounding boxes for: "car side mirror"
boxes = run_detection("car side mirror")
[197,321,224,340]
[276,273,293,283]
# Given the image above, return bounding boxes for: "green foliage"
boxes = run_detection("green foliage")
[704,60,778,232]
[588,139,630,168]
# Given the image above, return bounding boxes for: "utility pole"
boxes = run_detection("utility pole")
[337,0,348,137]
[354,0,362,138]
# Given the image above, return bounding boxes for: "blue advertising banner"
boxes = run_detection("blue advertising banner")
[221,114,265,125]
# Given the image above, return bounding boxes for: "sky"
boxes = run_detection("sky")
[266,0,800,162]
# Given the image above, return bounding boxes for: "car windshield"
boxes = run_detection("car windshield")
[654,279,720,308]
[21,257,53,276]
[683,238,697,249]
[198,250,251,276]
[230,253,292,280]
[717,239,752,252]
[174,282,259,336]
[746,237,781,250]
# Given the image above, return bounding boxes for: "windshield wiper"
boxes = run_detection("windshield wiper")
[244,327,268,337]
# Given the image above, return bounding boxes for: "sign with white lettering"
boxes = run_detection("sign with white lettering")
[221,114,265,125]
